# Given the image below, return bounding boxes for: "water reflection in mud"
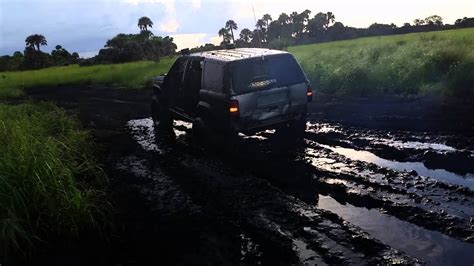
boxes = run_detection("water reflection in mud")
[368,138,458,152]
[320,144,474,189]
[318,195,474,266]
[240,232,262,264]
[127,118,163,153]
[173,120,192,137]
[292,239,327,265]
[127,118,474,264]
[127,118,193,152]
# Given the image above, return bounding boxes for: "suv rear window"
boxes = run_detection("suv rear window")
[231,54,306,94]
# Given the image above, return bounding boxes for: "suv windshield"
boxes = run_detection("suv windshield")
[231,54,306,94]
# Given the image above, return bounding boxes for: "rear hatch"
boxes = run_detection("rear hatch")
[231,54,307,125]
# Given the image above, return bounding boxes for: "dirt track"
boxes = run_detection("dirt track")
[26,86,474,265]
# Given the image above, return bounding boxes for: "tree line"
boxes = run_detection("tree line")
[0,16,177,71]
[81,16,177,66]
[190,12,474,52]
[0,34,80,71]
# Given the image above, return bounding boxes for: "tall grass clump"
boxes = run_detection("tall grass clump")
[290,28,474,98]
[0,58,175,99]
[0,103,109,256]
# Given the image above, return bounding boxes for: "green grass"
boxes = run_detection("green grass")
[2,29,473,99]
[0,58,175,99]
[289,28,474,97]
[0,103,109,255]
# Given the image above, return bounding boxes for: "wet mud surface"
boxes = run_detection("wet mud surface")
[24,86,474,265]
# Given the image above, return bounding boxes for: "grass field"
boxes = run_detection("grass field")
[1,29,473,99]
[0,103,109,255]
[289,28,474,97]
[0,58,175,98]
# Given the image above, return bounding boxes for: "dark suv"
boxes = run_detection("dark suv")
[151,48,312,143]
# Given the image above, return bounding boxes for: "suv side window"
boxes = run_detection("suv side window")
[181,59,203,111]
[164,57,188,102]
[202,60,224,93]
[166,57,187,88]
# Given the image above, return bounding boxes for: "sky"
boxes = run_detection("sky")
[0,0,472,57]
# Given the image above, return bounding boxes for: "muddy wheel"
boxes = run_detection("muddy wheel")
[192,117,206,141]
[193,117,238,152]
[151,97,173,131]
[276,117,307,141]
[290,117,307,138]
[223,130,239,153]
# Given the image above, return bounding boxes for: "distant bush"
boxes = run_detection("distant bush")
[80,34,177,66]
[1,31,176,71]
[268,38,293,50]
[0,46,80,71]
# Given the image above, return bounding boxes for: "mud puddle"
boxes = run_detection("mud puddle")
[319,144,474,189]
[366,138,458,152]
[126,117,474,264]
[292,238,327,265]
[126,118,424,264]
[318,195,474,266]
[23,85,474,265]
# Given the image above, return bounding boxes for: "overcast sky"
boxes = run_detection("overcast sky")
[0,0,472,57]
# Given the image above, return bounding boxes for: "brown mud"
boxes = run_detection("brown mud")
[9,86,474,265]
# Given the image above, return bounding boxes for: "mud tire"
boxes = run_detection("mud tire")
[192,117,207,142]
[223,130,239,153]
[276,117,307,141]
[151,97,173,131]
[193,117,238,153]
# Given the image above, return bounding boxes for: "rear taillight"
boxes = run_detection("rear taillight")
[230,99,239,117]
[307,85,313,102]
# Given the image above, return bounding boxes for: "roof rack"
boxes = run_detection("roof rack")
[191,48,287,62]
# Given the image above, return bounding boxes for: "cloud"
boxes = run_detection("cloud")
[190,0,201,9]
[209,35,222,46]
[159,18,179,32]
[121,0,202,32]
[78,50,100,59]
[123,0,179,32]
[170,33,223,50]
[171,33,207,50]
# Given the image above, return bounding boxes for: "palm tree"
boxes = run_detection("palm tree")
[255,19,266,30]
[262,14,272,28]
[25,34,47,51]
[138,16,153,32]
[218,28,230,44]
[326,12,335,28]
[290,12,298,23]
[225,20,238,43]
[278,13,290,25]
[239,28,253,43]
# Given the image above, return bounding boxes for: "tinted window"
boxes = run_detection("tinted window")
[203,60,224,92]
[168,57,187,83]
[231,54,306,94]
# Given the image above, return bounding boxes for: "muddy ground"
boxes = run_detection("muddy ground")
[18,86,474,265]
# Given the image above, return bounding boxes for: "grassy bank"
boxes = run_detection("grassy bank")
[0,103,109,256]
[290,28,474,98]
[0,58,175,99]
[1,29,473,99]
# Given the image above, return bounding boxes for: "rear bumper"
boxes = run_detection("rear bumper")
[233,111,306,135]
